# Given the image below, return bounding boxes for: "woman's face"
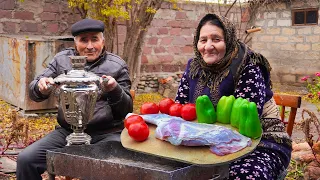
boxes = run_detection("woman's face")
[197,23,226,65]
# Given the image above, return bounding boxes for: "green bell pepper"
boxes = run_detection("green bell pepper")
[239,101,249,136]
[195,95,216,124]
[216,95,235,124]
[238,101,262,139]
[230,97,248,128]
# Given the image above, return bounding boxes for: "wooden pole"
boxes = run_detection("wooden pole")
[245,27,262,34]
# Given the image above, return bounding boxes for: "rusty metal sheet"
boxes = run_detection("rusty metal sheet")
[0,35,73,112]
[47,141,229,180]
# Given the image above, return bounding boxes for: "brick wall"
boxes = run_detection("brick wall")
[251,0,320,87]
[0,0,250,76]
[1,1,249,74]
[130,2,249,74]
[0,0,81,35]
[3,0,316,89]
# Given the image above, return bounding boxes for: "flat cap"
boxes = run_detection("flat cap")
[71,19,104,36]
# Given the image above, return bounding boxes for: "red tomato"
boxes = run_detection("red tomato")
[159,98,175,114]
[124,115,144,129]
[169,103,183,117]
[140,102,159,114]
[181,103,197,121]
[128,122,149,142]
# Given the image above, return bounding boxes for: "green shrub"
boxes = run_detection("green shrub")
[301,72,320,111]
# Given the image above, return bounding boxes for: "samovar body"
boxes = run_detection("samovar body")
[54,56,100,146]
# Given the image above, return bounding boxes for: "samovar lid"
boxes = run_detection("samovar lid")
[53,56,100,84]
[54,71,100,84]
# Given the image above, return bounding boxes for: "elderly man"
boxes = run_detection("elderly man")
[16,19,133,180]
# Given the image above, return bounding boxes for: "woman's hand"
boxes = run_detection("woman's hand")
[38,77,54,95]
[100,75,117,92]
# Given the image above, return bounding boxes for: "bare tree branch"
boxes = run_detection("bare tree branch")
[225,0,237,17]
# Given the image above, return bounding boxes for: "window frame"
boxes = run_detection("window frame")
[292,8,319,26]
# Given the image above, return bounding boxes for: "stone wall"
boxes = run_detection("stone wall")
[292,142,320,180]
[251,0,320,87]
[137,73,181,99]
[137,74,160,93]
[0,0,81,35]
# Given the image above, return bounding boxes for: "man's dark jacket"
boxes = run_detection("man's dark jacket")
[29,48,133,133]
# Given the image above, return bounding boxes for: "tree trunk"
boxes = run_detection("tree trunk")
[75,5,87,19]
[91,1,116,53]
[122,0,164,87]
[131,30,146,90]
[104,18,116,53]
[123,23,140,79]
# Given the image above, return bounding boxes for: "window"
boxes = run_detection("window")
[292,8,319,26]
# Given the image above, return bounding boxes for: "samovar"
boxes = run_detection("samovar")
[53,56,100,146]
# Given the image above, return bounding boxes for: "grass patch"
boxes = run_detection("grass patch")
[285,160,306,180]
[132,93,164,114]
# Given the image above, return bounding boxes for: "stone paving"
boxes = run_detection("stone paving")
[0,157,16,174]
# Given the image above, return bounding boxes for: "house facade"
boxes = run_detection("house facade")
[251,0,320,88]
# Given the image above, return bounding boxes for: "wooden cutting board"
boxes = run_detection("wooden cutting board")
[121,122,261,166]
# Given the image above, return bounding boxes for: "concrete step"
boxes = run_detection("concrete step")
[0,156,17,173]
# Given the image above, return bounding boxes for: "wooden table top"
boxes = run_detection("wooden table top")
[121,122,260,166]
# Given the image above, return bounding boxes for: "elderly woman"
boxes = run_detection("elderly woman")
[175,14,291,179]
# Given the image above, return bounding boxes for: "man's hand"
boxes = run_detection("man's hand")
[38,77,54,95]
[100,75,117,92]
